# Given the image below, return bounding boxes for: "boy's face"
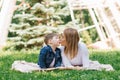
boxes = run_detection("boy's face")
[50,36,60,46]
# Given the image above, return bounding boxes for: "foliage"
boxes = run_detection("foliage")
[7,0,99,50]
[89,28,100,42]
[8,0,70,50]
[80,30,92,44]
[0,49,120,80]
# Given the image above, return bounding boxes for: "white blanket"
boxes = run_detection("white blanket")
[11,60,114,73]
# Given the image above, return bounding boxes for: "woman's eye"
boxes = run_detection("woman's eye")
[59,35,62,39]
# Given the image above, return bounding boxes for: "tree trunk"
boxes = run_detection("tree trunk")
[0,0,16,48]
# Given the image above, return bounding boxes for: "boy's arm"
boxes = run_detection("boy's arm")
[55,59,62,67]
[54,49,62,67]
[38,48,47,68]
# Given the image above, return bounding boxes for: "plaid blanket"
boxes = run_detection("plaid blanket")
[11,60,114,73]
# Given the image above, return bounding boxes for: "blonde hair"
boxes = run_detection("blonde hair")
[64,28,79,59]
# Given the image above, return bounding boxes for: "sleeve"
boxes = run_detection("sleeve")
[54,49,62,67]
[60,47,73,67]
[38,48,47,68]
[81,43,90,68]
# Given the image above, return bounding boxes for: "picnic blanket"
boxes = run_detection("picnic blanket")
[11,60,114,73]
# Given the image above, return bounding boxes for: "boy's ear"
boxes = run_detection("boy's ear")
[48,39,52,44]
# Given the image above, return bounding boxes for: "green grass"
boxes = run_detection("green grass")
[0,49,120,80]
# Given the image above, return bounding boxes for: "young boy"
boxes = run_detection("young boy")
[38,33,62,68]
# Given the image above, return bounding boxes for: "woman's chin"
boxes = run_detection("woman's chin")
[60,44,65,46]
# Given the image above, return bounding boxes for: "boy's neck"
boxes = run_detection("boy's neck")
[48,44,57,52]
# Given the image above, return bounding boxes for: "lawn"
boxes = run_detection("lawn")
[0,49,120,80]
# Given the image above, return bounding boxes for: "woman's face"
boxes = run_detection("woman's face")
[59,33,66,46]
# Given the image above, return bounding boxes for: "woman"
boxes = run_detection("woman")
[59,28,89,68]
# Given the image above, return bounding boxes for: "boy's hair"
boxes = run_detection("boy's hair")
[44,33,58,45]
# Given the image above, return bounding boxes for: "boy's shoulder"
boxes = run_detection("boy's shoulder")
[41,45,51,51]
[56,47,61,51]
[42,45,50,49]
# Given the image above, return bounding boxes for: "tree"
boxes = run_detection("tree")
[7,0,70,50]
[5,0,97,50]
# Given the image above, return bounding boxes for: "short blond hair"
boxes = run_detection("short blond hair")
[44,33,58,45]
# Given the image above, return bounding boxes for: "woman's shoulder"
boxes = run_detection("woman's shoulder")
[78,42,89,54]
[78,42,88,50]
[78,42,87,47]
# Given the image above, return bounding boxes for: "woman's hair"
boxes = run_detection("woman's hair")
[44,33,57,45]
[64,28,79,59]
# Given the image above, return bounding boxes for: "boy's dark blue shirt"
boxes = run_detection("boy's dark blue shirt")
[38,45,62,68]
